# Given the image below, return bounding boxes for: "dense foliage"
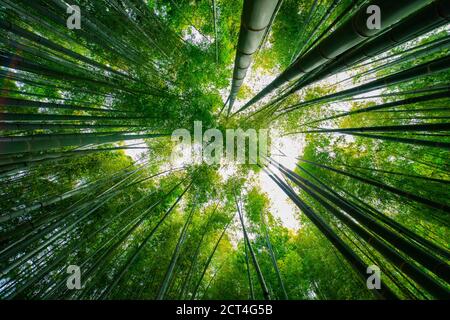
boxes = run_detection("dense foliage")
[0,0,448,300]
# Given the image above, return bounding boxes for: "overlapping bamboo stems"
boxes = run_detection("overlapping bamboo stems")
[289,0,450,92]
[272,160,449,298]
[42,180,185,299]
[261,210,289,299]
[244,237,255,300]
[178,202,220,299]
[287,123,450,149]
[237,0,433,114]
[99,181,193,299]
[297,165,450,259]
[191,213,235,300]
[289,0,319,63]
[296,0,363,61]
[289,0,343,63]
[299,91,450,126]
[2,189,162,299]
[1,165,183,254]
[1,0,189,102]
[0,166,177,274]
[324,36,450,90]
[0,161,145,223]
[234,192,271,300]
[55,178,188,299]
[277,160,450,278]
[156,198,198,300]
[279,55,450,115]
[296,158,450,213]
[262,164,398,299]
[311,160,450,186]
[0,146,149,177]
[248,3,450,120]
[241,84,450,121]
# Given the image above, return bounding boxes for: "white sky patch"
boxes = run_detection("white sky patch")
[164,126,303,230]
[218,55,308,231]
[122,139,147,161]
[218,158,237,181]
[167,141,204,170]
[221,58,308,231]
[353,88,384,103]
[183,26,212,47]
[258,132,305,231]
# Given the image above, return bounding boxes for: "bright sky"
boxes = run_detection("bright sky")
[123,139,148,159]
[224,61,305,231]
[258,133,304,230]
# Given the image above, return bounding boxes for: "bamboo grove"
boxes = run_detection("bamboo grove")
[0,0,448,300]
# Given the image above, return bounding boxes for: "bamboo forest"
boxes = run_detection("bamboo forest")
[0,0,449,301]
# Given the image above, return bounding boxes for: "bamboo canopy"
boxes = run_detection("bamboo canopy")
[0,0,449,301]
